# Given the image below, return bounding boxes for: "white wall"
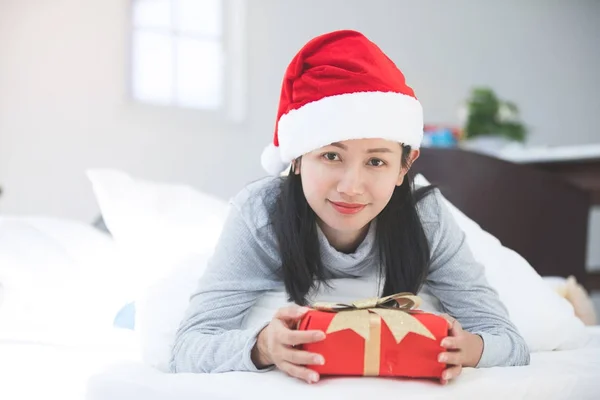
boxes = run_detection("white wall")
[0,0,599,264]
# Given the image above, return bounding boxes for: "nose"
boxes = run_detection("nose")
[336,165,366,197]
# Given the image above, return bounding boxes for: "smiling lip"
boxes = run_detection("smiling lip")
[329,201,367,215]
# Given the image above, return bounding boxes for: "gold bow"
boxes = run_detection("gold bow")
[311,293,436,376]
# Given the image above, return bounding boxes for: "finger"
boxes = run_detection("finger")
[279,328,326,346]
[282,348,325,366]
[441,365,463,382]
[438,351,463,366]
[440,336,463,350]
[275,306,311,322]
[279,361,320,384]
[449,320,463,336]
[440,314,464,337]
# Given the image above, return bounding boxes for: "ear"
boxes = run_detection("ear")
[408,149,420,166]
[396,149,420,186]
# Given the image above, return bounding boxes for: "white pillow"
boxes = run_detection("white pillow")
[0,216,130,346]
[86,169,232,369]
[413,174,587,352]
[134,252,213,372]
[86,169,230,294]
[132,173,587,371]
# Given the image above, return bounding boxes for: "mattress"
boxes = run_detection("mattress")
[85,326,600,400]
[0,329,140,400]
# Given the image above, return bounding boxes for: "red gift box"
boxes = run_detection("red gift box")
[298,293,448,378]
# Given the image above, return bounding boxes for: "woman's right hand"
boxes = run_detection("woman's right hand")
[252,305,327,383]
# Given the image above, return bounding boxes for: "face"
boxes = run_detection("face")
[295,138,419,245]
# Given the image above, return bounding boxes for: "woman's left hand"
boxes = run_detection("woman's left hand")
[437,314,484,385]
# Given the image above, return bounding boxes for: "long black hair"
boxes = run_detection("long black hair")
[268,145,436,305]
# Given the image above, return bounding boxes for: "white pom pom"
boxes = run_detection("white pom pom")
[261,143,288,176]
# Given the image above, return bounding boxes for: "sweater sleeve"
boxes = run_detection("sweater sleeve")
[169,201,282,373]
[420,190,530,368]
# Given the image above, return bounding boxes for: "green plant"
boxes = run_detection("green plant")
[463,87,528,142]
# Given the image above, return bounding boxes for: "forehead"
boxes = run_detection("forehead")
[324,138,401,151]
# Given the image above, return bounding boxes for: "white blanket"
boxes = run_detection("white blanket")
[0,329,139,400]
[85,327,600,400]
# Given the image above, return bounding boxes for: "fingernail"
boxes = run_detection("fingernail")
[310,372,319,382]
[315,331,326,340]
[443,371,451,380]
[438,354,447,363]
[441,339,449,347]
[314,355,325,365]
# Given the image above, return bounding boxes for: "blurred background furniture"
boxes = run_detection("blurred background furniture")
[504,145,600,289]
[413,147,598,290]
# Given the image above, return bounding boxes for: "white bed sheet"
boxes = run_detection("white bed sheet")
[0,329,140,400]
[85,327,600,400]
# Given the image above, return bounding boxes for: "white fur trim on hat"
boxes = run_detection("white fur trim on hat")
[277,91,423,164]
[261,142,289,176]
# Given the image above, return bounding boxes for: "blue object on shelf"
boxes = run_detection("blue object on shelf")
[423,128,457,148]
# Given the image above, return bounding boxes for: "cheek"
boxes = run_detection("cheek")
[368,174,400,205]
[300,163,333,203]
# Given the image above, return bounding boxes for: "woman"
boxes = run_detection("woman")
[170,30,530,385]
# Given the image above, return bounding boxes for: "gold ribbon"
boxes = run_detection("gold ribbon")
[312,293,436,376]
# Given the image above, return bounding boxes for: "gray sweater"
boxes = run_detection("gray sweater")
[170,177,530,373]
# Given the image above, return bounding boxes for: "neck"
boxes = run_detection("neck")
[318,221,371,254]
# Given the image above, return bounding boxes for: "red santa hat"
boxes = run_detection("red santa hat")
[261,29,424,176]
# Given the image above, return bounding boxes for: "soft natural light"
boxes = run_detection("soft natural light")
[175,0,222,37]
[132,0,171,29]
[176,37,223,109]
[130,0,224,109]
[132,30,174,105]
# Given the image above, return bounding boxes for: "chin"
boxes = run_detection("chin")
[321,211,373,232]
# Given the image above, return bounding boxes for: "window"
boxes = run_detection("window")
[130,0,245,118]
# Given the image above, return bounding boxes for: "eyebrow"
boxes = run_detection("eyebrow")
[329,142,393,154]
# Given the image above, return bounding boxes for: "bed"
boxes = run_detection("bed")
[80,328,600,399]
[0,216,142,400]
[0,330,139,400]
[2,152,599,400]
[86,326,600,400]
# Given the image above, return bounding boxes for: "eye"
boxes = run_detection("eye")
[368,158,386,167]
[322,152,340,161]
